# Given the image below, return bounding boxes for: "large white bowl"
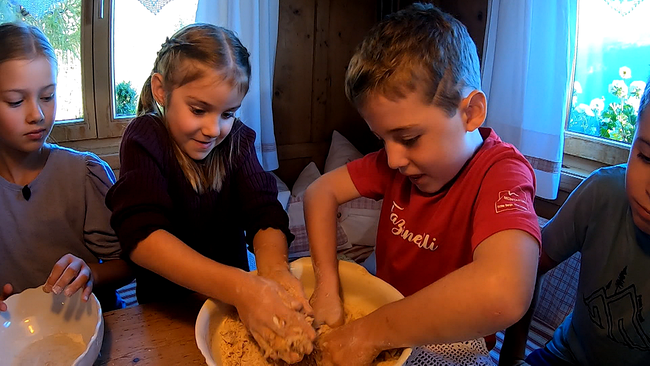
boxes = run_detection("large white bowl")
[195,257,412,366]
[0,286,104,366]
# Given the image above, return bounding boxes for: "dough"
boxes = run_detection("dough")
[217,307,402,366]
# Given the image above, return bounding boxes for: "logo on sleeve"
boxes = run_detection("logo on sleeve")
[495,187,529,213]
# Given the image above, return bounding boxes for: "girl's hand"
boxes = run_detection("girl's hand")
[235,274,316,363]
[43,254,93,302]
[260,268,313,316]
[320,318,380,366]
[310,285,345,328]
[0,283,13,312]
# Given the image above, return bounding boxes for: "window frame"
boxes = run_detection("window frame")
[50,0,132,143]
[48,0,98,142]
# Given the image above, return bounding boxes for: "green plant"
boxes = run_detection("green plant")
[0,0,82,60]
[115,81,138,117]
[568,66,645,144]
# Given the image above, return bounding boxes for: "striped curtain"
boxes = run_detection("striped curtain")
[481,0,578,199]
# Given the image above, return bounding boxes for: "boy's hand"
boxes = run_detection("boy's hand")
[311,285,345,328]
[0,283,13,312]
[43,254,93,302]
[259,268,313,316]
[320,317,379,366]
[235,274,316,363]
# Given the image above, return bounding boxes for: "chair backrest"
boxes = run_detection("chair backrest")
[534,251,581,329]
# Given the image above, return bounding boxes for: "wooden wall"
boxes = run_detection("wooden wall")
[272,0,490,187]
[272,0,381,187]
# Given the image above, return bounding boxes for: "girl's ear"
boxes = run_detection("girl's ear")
[150,73,166,106]
[461,90,487,132]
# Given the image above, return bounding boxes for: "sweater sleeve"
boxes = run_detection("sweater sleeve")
[83,153,122,261]
[106,116,174,255]
[231,125,294,248]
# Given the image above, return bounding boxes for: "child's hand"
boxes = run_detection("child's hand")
[43,254,93,302]
[319,318,379,366]
[260,268,313,316]
[235,274,316,363]
[0,283,13,312]
[310,285,345,328]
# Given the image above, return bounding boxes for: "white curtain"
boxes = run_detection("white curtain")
[481,0,577,199]
[196,0,280,171]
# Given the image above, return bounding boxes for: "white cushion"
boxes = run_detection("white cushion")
[324,131,382,248]
[270,172,291,210]
[287,162,350,258]
[324,131,364,173]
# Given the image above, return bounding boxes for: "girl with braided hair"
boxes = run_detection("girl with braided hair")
[106,23,315,363]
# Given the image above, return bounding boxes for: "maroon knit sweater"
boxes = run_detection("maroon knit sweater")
[106,115,293,303]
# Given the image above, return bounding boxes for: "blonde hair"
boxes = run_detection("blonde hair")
[0,22,57,67]
[138,23,251,193]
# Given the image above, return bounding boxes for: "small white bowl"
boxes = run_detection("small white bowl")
[195,257,412,366]
[0,286,103,366]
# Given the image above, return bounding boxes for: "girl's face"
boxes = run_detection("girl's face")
[0,57,56,155]
[154,66,245,161]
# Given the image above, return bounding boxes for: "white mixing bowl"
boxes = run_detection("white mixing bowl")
[195,257,412,366]
[0,286,104,366]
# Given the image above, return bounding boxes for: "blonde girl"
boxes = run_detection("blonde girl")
[106,23,314,363]
[0,23,132,312]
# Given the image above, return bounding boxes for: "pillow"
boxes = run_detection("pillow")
[324,131,364,173]
[287,162,350,259]
[270,172,291,210]
[325,131,383,248]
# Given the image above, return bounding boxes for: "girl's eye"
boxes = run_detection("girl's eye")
[401,136,420,147]
[41,94,54,102]
[191,107,206,116]
[638,152,650,164]
[7,100,23,107]
[222,111,235,119]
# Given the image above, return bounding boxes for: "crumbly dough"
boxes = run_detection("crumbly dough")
[218,307,402,366]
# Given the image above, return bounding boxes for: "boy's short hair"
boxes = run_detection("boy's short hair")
[345,2,481,116]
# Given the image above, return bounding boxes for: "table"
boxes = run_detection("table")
[94,295,208,365]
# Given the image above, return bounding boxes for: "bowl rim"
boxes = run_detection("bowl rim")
[3,285,104,365]
[195,258,413,365]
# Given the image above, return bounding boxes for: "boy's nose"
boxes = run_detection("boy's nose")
[385,143,409,170]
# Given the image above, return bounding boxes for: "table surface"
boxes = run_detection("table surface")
[94,295,208,365]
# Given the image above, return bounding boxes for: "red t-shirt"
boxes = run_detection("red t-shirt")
[347,128,541,297]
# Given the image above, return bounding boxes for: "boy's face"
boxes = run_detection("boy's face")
[627,111,650,234]
[358,91,476,194]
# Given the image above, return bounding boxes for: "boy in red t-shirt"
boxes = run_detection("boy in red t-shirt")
[304,3,542,365]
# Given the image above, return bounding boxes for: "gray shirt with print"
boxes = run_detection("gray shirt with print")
[0,144,121,293]
[543,164,650,365]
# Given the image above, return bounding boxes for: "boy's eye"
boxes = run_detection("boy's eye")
[7,100,23,107]
[222,111,235,119]
[41,94,54,102]
[400,136,420,147]
[637,152,650,164]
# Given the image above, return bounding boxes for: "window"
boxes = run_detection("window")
[565,0,650,165]
[0,0,198,142]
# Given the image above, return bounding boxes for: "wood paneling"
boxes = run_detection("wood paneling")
[273,0,378,187]
[272,0,489,188]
